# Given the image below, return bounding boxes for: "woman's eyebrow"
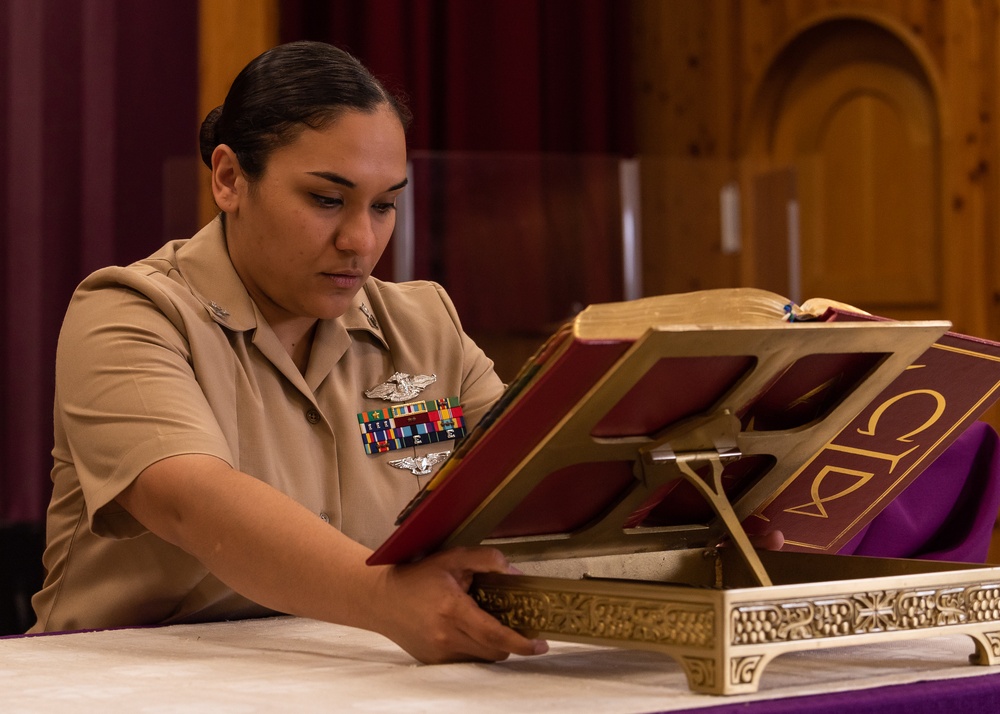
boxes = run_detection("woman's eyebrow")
[307,171,355,188]
[307,171,408,192]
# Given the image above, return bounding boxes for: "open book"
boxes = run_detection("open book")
[368,288,1000,568]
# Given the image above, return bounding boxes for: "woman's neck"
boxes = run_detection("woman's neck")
[271,318,318,374]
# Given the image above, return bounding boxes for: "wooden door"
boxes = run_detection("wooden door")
[747,20,940,318]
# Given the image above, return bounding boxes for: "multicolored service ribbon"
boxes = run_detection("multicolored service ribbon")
[358,396,466,454]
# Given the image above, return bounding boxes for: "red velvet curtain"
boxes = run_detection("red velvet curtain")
[280,0,634,154]
[0,0,199,524]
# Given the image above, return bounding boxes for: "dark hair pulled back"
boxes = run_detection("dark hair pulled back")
[199,41,411,180]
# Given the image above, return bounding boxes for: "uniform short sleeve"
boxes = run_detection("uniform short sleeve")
[54,269,234,538]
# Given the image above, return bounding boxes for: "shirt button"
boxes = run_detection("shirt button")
[306,409,321,424]
[319,512,330,523]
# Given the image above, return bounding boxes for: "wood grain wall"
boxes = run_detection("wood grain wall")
[631,0,1000,341]
[197,0,278,225]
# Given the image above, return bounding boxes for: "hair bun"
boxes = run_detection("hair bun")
[198,106,224,168]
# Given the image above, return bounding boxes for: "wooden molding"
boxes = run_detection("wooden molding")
[197,0,279,226]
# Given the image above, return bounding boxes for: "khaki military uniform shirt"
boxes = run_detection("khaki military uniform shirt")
[30,218,504,632]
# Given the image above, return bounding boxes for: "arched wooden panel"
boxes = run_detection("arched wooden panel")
[750,20,940,315]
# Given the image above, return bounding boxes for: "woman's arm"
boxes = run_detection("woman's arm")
[117,452,547,663]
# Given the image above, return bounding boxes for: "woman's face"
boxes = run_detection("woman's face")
[222,105,407,328]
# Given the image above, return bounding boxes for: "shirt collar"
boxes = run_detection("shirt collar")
[174,216,258,332]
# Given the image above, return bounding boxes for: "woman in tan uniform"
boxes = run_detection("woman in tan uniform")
[30,40,547,664]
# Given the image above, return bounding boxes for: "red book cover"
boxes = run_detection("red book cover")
[369,290,774,564]
[369,334,632,565]
[369,334,772,564]
[743,309,1000,553]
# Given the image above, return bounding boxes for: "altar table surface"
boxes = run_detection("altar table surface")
[3,615,1000,713]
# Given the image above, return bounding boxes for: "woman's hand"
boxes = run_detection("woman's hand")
[119,456,547,664]
[751,530,785,550]
[372,547,548,664]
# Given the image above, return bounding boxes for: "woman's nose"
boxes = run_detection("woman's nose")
[335,208,376,254]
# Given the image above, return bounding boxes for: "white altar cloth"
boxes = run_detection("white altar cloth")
[1,616,996,713]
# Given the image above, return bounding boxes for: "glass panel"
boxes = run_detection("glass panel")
[387,151,636,381]
[391,151,630,326]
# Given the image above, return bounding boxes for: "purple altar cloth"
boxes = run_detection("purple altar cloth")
[673,671,1000,714]
[841,421,1000,562]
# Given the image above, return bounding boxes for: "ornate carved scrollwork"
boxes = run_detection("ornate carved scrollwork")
[681,656,716,688]
[474,586,716,647]
[731,582,1000,645]
[730,654,764,686]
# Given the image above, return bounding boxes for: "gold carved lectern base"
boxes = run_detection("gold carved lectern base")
[473,549,1000,695]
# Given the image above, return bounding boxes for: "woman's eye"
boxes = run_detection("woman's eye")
[372,202,397,215]
[311,194,343,208]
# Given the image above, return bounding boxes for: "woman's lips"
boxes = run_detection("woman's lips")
[322,272,362,289]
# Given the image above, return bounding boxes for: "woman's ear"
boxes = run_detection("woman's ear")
[210,145,245,213]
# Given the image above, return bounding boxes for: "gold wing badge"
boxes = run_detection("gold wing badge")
[389,451,451,476]
[365,372,438,402]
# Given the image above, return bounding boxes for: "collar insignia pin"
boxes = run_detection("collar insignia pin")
[389,451,451,476]
[209,301,230,319]
[365,372,438,402]
[359,303,379,330]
